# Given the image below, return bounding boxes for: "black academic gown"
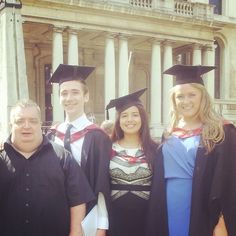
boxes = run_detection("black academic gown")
[80,129,112,213]
[146,124,236,236]
[47,126,112,214]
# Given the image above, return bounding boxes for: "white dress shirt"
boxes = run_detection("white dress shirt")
[54,114,109,229]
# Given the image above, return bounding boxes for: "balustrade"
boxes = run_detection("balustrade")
[130,0,152,9]
[214,99,236,124]
[175,1,193,16]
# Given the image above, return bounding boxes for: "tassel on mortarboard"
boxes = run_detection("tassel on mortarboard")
[106,108,109,120]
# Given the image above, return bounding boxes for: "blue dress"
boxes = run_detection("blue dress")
[163,135,200,236]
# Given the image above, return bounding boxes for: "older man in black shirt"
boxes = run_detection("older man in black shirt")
[0,99,94,236]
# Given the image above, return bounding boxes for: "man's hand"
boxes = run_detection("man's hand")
[69,204,86,236]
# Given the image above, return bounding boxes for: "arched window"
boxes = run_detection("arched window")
[214,41,221,98]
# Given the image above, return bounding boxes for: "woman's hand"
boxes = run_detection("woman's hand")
[213,215,228,236]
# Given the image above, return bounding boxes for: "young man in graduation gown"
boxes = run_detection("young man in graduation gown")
[146,65,236,236]
[0,99,95,236]
[49,64,112,236]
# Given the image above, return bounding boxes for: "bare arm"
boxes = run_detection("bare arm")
[69,203,86,236]
[213,215,228,236]
[96,229,106,236]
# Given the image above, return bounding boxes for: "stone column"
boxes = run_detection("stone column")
[104,34,116,121]
[118,34,129,96]
[150,39,163,138]
[0,4,28,139]
[52,26,64,122]
[163,41,173,125]
[67,28,79,65]
[192,43,202,65]
[202,43,216,97]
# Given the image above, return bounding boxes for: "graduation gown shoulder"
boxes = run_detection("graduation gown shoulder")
[211,123,236,235]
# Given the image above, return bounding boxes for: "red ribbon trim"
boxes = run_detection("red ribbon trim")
[54,124,98,143]
[173,127,202,138]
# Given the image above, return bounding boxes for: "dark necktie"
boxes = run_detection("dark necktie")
[64,124,73,153]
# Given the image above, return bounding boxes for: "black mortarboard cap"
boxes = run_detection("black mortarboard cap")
[106,88,147,119]
[49,64,95,84]
[163,64,216,85]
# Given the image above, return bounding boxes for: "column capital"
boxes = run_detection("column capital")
[67,27,80,35]
[52,25,66,34]
[203,43,216,51]
[118,33,131,40]
[105,32,118,39]
[149,38,163,45]
[192,43,202,50]
[162,39,175,47]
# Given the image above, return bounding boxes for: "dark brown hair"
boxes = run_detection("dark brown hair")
[111,104,158,166]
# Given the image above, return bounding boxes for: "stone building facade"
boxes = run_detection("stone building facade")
[0,0,236,139]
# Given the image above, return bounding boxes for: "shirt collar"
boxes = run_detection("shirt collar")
[4,134,51,154]
[66,114,93,131]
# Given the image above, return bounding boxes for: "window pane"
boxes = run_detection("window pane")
[209,0,222,14]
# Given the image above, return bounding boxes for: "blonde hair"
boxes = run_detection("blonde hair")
[166,83,225,153]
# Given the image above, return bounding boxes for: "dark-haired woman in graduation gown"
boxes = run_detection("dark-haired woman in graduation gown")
[106,89,158,236]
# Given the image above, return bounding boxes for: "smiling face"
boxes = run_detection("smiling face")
[173,83,202,122]
[10,106,43,153]
[59,80,89,121]
[119,105,142,136]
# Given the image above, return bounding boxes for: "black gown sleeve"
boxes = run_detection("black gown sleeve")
[50,141,95,207]
[81,130,112,213]
[220,124,236,235]
[145,146,169,236]
[209,124,236,235]
[63,150,96,207]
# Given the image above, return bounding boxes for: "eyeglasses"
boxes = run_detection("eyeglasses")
[14,118,40,127]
